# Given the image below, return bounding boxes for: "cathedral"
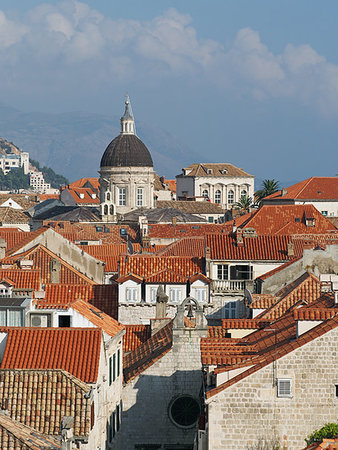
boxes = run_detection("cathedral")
[99,96,155,221]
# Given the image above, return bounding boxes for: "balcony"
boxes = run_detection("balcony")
[211,279,253,293]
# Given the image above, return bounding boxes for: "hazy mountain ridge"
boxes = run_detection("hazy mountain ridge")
[0,103,203,182]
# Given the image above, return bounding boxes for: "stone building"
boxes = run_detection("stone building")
[99,96,155,221]
[202,295,338,449]
[176,163,254,209]
[122,296,208,449]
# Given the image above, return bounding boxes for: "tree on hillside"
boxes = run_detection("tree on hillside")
[255,179,280,204]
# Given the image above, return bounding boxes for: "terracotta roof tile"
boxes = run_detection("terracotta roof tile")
[0,229,32,253]
[207,326,229,338]
[123,321,173,383]
[1,327,102,383]
[206,233,293,261]
[0,269,40,291]
[118,255,204,278]
[221,319,265,329]
[148,223,230,239]
[0,369,91,438]
[0,207,30,224]
[264,177,338,201]
[3,244,96,286]
[0,412,61,449]
[62,187,100,205]
[250,294,278,309]
[157,237,206,257]
[71,299,124,337]
[36,283,118,318]
[123,324,151,352]
[68,177,100,191]
[240,204,337,235]
[180,163,253,178]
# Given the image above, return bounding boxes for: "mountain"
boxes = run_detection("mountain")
[0,103,203,182]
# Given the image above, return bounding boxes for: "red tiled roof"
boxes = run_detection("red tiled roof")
[123,324,151,352]
[206,233,293,261]
[118,255,204,278]
[303,438,338,449]
[264,177,338,201]
[63,187,99,205]
[71,299,124,337]
[239,205,337,235]
[0,369,91,438]
[5,227,49,256]
[0,411,61,449]
[0,229,33,253]
[4,244,96,286]
[124,321,173,383]
[157,237,206,257]
[36,284,118,318]
[1,328,102,383]
[69,177,100,191]
[260,272,320,320]
[221,319,264,329]
[250,294,278,309]
[148,223,230,239]
[39,193,60,201]
[0,269,40,291]
[205,298,338,398]
[208,326,229,338]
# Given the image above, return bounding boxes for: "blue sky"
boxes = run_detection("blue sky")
[1,0,338,184]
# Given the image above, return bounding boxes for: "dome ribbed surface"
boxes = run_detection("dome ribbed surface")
[100,134,153,167]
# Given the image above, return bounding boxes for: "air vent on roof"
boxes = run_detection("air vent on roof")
[96,226,103,232]
[120,228,127,236]
[79,193,85,199]
[104,226,110,233]
[294,217,300,222]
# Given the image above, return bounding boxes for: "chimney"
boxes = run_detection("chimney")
[282,188,287,196]
[287,241,294,258]
[0,239,6,259]
[151,286,170,335]
[61,416,74,450]
[236,228,244,247]
[50,259,61,283]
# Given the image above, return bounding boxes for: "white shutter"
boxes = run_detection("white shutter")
[277,379,292,397]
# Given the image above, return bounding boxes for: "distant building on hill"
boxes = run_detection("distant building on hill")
[0,151,29,175]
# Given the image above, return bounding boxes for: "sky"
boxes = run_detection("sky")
[0,0,338,184]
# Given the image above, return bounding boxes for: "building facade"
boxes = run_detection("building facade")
[99,97,155,221]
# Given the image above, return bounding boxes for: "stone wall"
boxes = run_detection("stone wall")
[121,304,207,449]
[206,326,338,449]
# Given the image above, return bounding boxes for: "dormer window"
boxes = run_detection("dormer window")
[306,218,315,227]
[207,169,212,174]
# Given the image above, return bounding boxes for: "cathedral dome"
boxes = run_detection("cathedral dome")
[100,134,153,167]
[100,96,153,168]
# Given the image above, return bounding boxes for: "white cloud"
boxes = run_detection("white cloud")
[1,1,338,114]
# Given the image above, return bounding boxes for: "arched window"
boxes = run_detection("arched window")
[106,192,110,201]
[110,205,114,215]
[241,190,247,197]
[104,204,108,215]
[228,190,234,205]
[215,190,221,204]
[202,189,209,199]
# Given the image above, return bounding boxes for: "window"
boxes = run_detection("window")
[110,205,114,215]
[58,315,71,327]
[109,357,112,385]
[117,349,120,377]
[116,404,120,432]
[215,190,221,204]
[335,384,338,398]
[277,378,292,397]
[241,189,247,197]
[217,264,228,280]
[113,353,116,382]
[150,287,158,303]
[208,216,214,223]
[321,211,328,216]
[169,288,182,303]
[104,204,108,215]
[202,189,209,199]
[230,265,253,280]
[192,287,207,303]
[228,189,234,204]
[137,188,143,207]
[169,395,200,428]
[126,287,138,302]
[223,301,237,319]
[118,187,126,206]
[106,192,110,201]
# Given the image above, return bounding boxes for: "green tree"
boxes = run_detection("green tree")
[234,195,253,212]
[305,423,338,446]
[255,179,280,203]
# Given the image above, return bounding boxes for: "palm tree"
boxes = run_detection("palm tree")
[234,195,253,212]
[255,179,280,203]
